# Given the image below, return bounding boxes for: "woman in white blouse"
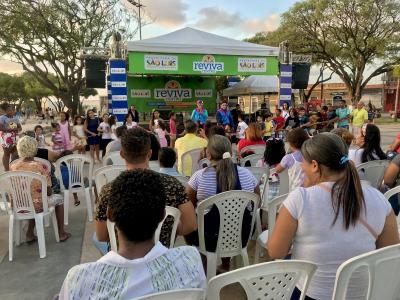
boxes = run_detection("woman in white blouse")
[268,133,399,300]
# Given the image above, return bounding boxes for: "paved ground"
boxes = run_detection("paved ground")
[0,118,399,299]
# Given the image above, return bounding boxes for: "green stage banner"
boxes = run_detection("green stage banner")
[128,52,279,76]
[127,76,216,113]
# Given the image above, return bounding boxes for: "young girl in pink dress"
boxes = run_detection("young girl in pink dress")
[154,120,168,147]
[59,112,72,150]
[51,123,64,152]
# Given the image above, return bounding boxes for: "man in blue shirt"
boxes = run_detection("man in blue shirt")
[334,100,350,129]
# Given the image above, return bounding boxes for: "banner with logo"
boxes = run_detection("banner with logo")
[107,75,112,114]
[127,76,216,113]
[279,64,292,107]
[129,52,278,76]
[109,59,128,121]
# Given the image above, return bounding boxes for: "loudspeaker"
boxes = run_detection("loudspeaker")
[292,63,311,89]
[85,58,107,88]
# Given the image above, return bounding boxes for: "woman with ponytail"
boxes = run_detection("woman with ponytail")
[268,133,399,300]
[186,135,259,273]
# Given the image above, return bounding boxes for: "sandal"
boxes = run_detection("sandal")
[74,200,80,206]
[60,232,72,242]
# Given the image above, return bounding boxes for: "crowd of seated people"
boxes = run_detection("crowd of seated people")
[3,102,400,300]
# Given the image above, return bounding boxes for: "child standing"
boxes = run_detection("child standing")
[72,116,86,154]
[256,115,265,132]
[154,120,168,147]
[169,112,177,148]
[272,109,285,139]
[34,125,50,148]
[51,123,65,153]
[109,115,117,140]
[59,112,72,150]
[236,113,248,140]
[98,114,112,158]
[263,114,274,142]
[123,114,138,130]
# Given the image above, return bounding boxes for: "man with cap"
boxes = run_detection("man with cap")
[191,100,208,129]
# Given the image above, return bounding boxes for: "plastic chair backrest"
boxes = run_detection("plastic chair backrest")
[267,193,288,240]
[207,260,317,300]
[102,151,124,166]
[197,191,259,257]
[383,186,400,228]
[135,289,205,300]
[270,167,290,196]
[356,160,389,188]
[107,206,181,252]
[175,175,189,187]
[181,148,203,176]
[198,158,211,169]
[11,157,52,172]
[245,166,269,183]
[154,206,181,248]
[240,145,265,156]
[240,154,263,167]
[94,165,126,194]
[332,244,400,300]
[0,171,49,218]
[55,154,93,190]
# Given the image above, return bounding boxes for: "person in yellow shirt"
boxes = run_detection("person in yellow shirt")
[351,101,368,137]
[263,113,274,142]
[175,120,208,176]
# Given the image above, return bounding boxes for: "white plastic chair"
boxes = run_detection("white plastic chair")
[198,158,211,169]
[254,193,289,263]
[356,160,389,189]
[55,154,94,225]
[11,157,52,171]
[261,168,290,207]
[245,166,269,183]
[207,260,317,300]
[94,165,126,194]
[107,206,181,252]
[102,151,124,166]
[240,145,265,156]
[181,148,203,177]
[0,171,59,260]
[197,191,259,280]
[332,244,400,300]
[135,289,205,300]
[383,185,400,229]
[240,154,263,167]
[175,175,189,187]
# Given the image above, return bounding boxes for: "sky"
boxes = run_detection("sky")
[0,0,382,84]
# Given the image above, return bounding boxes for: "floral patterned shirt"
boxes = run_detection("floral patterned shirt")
[95,173,188,247]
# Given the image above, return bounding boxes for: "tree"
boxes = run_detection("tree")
[0,0,139,116]
[251,0,400,103]
[0,72,27,109]
[215,76,229,99]
[22,72,53,113]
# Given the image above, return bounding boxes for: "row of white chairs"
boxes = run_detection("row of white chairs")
[135,243,400,300]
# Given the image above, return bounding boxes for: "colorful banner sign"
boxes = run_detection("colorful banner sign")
[129,52,278,76]
[109,59,128,121]
[107,75,112,114]
[279,64,292,107]
[128,76,216,113]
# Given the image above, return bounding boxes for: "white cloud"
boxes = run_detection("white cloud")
[194,6,242,30]
[241,14,280,34]
[138,0,188,28]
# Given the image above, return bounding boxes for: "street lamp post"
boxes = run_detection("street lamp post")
[126,0,145,40]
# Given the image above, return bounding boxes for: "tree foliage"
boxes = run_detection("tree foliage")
[0,0,139,115]
[247,0,400,103]
[0,73,26,107]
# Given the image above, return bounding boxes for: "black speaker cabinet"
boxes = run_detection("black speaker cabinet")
[85,58,107,88]
[292,63,311,89]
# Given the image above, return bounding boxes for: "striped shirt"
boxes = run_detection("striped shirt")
[188,166,258,204]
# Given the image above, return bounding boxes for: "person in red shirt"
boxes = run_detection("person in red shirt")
[273,109,286,139]
[169,112,177,148]
[237,122,265,158]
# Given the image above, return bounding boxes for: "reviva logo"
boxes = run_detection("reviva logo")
[193,55,224,73]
